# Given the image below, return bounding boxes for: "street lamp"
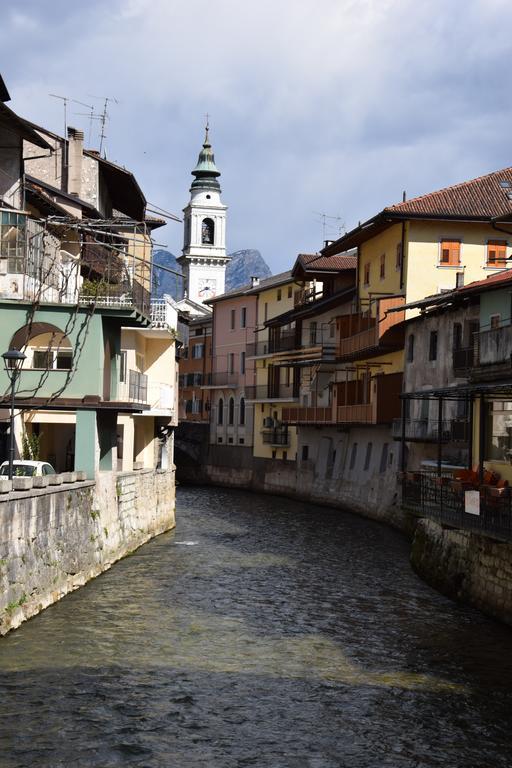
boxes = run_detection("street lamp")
[2,349,26,480]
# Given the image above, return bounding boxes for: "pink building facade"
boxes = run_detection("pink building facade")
[205,290,258,447]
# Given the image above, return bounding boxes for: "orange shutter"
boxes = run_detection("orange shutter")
[440,240,460,266]
[487,240,507,266]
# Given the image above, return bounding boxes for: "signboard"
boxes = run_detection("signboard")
[465,490,480,516]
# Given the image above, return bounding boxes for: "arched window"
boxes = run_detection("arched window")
[218,398,224,425]
[228,397,234,425]
[10,323,73,370]
[201,218,214,245]
[239,397,245,426]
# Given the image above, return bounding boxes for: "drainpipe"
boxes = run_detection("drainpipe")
[437,397,443,478]
[399,220,407,291]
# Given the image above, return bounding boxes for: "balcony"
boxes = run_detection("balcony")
[245,384,298,402]
[452,346,474,377]
[333,371,403,425]
[262,428,290,446]
[392,418,470,443]
[247,332,298,358]
[336,296,405,361]
[149,298,176,329]
[282,406,334,425]
[207,371,240,388]
[118,370,148,403]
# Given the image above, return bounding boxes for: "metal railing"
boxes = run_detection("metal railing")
[402,472,512,542]
[150,298,175,329]
[452,346,474,374]
[262,429,290,446]
[208,371,240,387]
[391,418,470,442]
[245,385,298,401]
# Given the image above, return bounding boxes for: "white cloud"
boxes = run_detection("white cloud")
[3,0,512,269]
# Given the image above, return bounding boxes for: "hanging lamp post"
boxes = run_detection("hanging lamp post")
[2,349,26,480]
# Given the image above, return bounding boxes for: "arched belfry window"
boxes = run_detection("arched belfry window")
[228,397,235,425]
[201,218,214,245]
[239,397,246,426]
[218,398,224,425]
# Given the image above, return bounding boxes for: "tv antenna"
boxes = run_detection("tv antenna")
[50,94,99,164]
[88,94,119,155]
[313,211,345,242]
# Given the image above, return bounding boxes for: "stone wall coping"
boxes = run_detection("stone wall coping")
[0,479,95,504]
[116,468,175,479]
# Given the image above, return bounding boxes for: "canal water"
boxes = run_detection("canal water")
[1,487,512,767]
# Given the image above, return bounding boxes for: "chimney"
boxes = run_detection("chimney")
[250,275,260,288]
[324,240,334,249]
[67,126,84,197]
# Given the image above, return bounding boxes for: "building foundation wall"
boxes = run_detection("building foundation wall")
[0,467,176,635]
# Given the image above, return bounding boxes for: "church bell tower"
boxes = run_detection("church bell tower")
[178,124,229,305]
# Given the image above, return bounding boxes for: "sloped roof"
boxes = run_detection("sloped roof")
[0,102,51,150]
[385,167,512,219]
[458,267,512,294]
[323,166,512,256]
[206,270,295,304]
[294,251,357,274]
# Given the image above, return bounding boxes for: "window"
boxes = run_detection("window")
[192,343,204,359]
[429,330,438,361]
[32,350,51,369]
[277,288,282,301]
[193,372,203,386]
[228,397,235,424]
[120,350,127,383]
[228,437,233,444]
[218,398,224,425]
[309,321,317,346]
[32,347,72,370]
[0,211,27,273]
[440,239,461,266]
[287,285,292,299]
[490,314,501,330]
[230,309,236,330]
[240,351,246,375]
[364,442,373,471]
[282,451,287,461]
[195,328,203,336]
[396,242,402,271]
[349,442,358,471]
[241,307,247,328]
[487,240,507,267]
[453,323,462,351]
[229,352,235,374]
[379,254,385,280]
[239,438,245,444]
[201,218,214,244]
[272,450,276,459]
[239,397,245,425]
[486,401,512,461]
[379,443,389,473]
[407,334,414,363]
[363,263,370,285]
[302,445,309,461]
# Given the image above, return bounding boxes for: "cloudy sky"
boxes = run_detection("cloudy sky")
[2,0,512,272]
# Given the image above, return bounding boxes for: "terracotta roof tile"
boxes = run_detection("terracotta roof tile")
[459,267,512,293]
[385,167,512,219]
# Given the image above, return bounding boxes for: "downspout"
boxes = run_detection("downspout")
[399,219,407,291]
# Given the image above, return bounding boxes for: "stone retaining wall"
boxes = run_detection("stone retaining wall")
[410,517,512,626]
[0,467,175,635]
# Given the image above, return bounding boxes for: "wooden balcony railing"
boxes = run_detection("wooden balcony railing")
[336,296,405,359]
[281,406,334,425]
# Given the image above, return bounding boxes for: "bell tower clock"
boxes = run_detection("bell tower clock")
[177,123,229,306]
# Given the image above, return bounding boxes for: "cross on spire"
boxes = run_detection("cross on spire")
[204,113,210,144]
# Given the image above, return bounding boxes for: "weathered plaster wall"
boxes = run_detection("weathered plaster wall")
[411,517,512,626]
[0,467,175,635]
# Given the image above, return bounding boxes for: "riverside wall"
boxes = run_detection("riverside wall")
[410,517,512,626]
[0,467,175,635]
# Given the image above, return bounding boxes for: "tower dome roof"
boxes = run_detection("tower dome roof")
[191,124,221,191]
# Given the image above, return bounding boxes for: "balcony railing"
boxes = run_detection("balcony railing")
[262,428,290,446]
[282,406,334,425]
[336,296,405,359]
[402,472,512,542]
[392,418,470,442]
[333,372,403,425]
[246,333,298,357]
[478,324,512,367]
[149,298,175,329]
[452,346,475,375]
[118,370,148,403]
[245,385,298,401]
[207,371,240,387]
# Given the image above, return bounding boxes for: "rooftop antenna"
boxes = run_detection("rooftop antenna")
[72,100,97,145]
[49,93,69,166]
[88,94,119,156]
[313,211,345,242]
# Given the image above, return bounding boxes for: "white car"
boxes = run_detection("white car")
[0,460,56,477]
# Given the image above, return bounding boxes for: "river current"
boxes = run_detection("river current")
[1,486,512,767]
